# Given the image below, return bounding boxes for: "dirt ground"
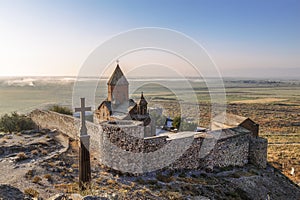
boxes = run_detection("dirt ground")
[0,130,79,199]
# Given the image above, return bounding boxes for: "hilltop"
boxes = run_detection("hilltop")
[0,130,299,200]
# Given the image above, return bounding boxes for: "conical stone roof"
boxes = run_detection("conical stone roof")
[107,64,129,86]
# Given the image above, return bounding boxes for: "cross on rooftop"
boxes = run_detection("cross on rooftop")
[75,98,91,136]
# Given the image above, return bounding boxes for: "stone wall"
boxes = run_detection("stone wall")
[29,109,102,153]
[169,136,206,170]
[212,133,250,168]
[29,109,268,174]
[249,137,268,168]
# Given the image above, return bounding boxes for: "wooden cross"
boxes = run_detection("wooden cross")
[75,98,91,136]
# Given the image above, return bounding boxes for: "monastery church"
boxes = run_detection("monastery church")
[29,64,268,173]
[94,64,154,136]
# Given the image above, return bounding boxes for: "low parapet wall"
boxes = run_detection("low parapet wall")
[29,109,102,153]
[29,109,267,174]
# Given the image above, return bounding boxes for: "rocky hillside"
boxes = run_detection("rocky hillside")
[0,130,299,200]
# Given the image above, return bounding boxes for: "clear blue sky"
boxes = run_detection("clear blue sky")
[0,0,299,77]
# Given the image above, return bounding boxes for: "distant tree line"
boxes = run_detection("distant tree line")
[48,105,73,116]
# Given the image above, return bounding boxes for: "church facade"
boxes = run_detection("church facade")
[94,64,154,136]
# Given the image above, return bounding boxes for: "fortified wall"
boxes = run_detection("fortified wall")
[30,110,268,174]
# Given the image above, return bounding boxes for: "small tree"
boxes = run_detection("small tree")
[0,113,15,133]
[173,116,181,129]
[0,112,36,133]
[172,116,197,131]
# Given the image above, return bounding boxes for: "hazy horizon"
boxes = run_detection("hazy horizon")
[1,66,299,78]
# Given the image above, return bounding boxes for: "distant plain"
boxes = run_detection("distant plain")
[0,76,299,184]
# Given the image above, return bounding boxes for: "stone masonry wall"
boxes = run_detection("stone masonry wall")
[29,109,102,153]
[29,110,267,174]
[249,137,268,168]
[212,133,250,168]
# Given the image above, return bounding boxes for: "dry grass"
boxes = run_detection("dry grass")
[159,190,183,200]
[1,139,7,144]
[3,135,12,139]
[24,188,39,197]
[48,162,56,167]
[54,183,78,193]
[268,144,300,184]
[264,134,300,144]
[16,132,22,136]
[71,163,78,168]
[177,177,207,184]
[231,98,288,104]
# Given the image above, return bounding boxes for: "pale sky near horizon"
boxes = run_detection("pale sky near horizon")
[0,0,299,78]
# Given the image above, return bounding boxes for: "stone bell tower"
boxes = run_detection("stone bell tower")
[137,92,148,115]
[107,64,129,107]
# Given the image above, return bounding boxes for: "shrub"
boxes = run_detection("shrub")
[54,183,78,193]
[32,176,42,183]
[0,112,36,133]
[44,174,52,181]
[107,179,117,185]
[135,177,145,184]
[48,105,73,116]
[173,116,181,129]
[172,116,197,131]
[16,152,28,161]
[25,170,34,179]
[145,179,158,185]
[41,149,48,155]
[156,173,175,183]
[31,149,39,155]
[24,188,39,197]
[160,190,183,199]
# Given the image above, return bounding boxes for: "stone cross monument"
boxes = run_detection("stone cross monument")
[75,98,92,190]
